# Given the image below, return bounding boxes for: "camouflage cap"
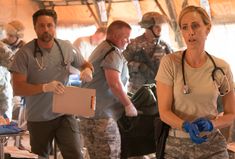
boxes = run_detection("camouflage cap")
[4,20,25,38]
[139,12,166,28]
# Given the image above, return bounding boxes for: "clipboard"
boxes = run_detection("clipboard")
[52,86,96,117]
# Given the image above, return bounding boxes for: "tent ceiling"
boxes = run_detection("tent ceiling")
[33,0,235,26]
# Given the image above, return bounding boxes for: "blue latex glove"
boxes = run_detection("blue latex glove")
[182,121,207,144]
[193,118,214,132]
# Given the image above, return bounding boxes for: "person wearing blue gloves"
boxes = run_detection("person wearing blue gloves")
[156,5,235,158]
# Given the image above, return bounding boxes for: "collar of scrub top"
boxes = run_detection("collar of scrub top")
[34,39,67,71]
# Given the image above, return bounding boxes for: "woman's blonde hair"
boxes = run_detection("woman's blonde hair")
[178,5,211,27]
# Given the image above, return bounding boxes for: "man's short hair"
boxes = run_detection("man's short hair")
[107,20,131,35]
[106,20,131,42]
[32,9,57,26]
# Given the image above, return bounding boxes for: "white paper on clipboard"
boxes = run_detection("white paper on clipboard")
[52,86,96,117]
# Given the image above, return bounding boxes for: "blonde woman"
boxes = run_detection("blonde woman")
[156,6,235,158]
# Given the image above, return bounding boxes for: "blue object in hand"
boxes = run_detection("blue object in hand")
[193,117,214,132]
[182,121,207,144]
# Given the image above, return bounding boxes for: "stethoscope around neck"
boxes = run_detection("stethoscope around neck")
[182,50,229,95]
[34,39,67,71]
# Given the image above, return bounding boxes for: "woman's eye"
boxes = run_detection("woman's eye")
[181,25,188,31]
[191,23,200,30]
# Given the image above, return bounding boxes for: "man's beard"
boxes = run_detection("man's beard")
[38,32,53,43]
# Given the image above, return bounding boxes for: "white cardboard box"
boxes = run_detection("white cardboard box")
[52,86,96,118]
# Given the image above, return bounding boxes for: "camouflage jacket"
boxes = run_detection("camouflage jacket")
[0,41,13,115]
[123,34,172,92]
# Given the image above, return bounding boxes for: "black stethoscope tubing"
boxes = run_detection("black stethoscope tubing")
[182,50,225,93]
[34,39,67,67]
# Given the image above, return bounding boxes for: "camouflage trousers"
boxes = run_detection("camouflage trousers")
[79,118,121,159]
[164,130,229,159]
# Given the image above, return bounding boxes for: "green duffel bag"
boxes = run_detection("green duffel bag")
[118,84,159,158]
[131,83,158,116]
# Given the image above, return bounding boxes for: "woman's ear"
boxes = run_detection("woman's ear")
[206,24,211,35]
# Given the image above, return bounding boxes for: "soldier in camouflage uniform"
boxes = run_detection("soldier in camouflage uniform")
[123,12,172,159]
[2,20,27,150]
[123,12,173,93]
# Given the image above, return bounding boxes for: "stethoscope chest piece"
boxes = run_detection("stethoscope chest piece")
[181,50,229,96]
[183,85,190,94]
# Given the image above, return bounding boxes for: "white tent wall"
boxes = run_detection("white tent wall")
[206,24,235,78]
